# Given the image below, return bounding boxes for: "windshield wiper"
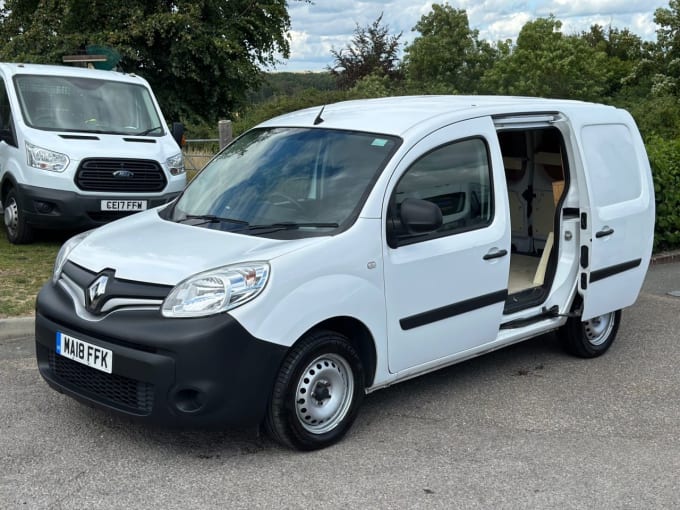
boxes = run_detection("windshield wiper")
[246,222,339,232]
[135,125,163,136]
[176,214,249,226]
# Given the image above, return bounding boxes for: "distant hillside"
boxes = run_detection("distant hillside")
[248,72,337,103]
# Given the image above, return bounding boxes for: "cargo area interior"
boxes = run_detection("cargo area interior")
[498,127,567,313]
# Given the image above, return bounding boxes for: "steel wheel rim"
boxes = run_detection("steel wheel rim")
[295,353,354,434]
[583,312,615,346]
[4,197,18,238]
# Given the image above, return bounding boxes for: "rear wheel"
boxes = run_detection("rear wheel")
[265,330,364,450]
[559,308,621,358]
[3,188,34,244]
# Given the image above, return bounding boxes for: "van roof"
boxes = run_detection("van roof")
[258,95,618,137]
[0,62,148,85]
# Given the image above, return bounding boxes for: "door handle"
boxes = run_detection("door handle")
[483,249,508,260]
[595,227,615,239]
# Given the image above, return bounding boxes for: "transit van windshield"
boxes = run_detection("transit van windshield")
[168,127,400,237]
[14,74,164,136]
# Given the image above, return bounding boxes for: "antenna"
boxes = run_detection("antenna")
[313,105,325,125]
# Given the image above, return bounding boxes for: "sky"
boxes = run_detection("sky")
[277,0,668,72]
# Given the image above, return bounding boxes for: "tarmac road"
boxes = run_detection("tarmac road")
[1,263,679,509]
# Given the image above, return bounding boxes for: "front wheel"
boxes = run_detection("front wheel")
[265,330,365,450]
[3,188,34,244]
[559,308,621,358]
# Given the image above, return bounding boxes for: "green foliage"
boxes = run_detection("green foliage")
[481,17,609,100]
[328,14,402,90]
[646,136,680,251]
[0,0,301,123]
[249,72,337,103]
[404,4,498,94]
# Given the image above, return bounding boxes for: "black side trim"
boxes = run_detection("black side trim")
[590,259,642,283]
[400,289,508,330]
[501,305,559,329]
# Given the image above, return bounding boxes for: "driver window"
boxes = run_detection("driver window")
[0,78,17,147]
[391,137,493,242]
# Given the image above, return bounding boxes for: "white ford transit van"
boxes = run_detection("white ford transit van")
[35,96,655,450]
[0,63,186,244]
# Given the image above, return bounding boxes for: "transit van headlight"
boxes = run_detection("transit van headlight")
[166,152,185,176]
[53,230,94,283]
[26,142,70,172]
[162,262,269,318]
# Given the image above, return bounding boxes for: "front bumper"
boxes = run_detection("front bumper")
[16,183,180,230]
[35,281,288,428]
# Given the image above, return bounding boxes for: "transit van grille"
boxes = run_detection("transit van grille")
[48,350,154,414]
[75,158,167,192]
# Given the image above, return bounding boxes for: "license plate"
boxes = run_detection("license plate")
[100,200,147,211]
[56,332,112,374]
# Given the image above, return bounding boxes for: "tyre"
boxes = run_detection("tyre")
[559,308,621,358]
[265,330,365,450]
[3,188,34,244]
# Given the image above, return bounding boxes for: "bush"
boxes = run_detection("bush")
[646,136,680,251]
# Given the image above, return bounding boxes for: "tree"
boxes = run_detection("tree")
[481,16,609,101]
[403,5,498,94]
[328,14,402,90]
[0,0,301,122]
[580,24,648,100]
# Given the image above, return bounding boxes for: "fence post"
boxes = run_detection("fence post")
[218,120,232,149]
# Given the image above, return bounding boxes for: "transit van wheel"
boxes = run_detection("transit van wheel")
[559,307,621,358]
[265,330,364,450]
[3,188,34,244]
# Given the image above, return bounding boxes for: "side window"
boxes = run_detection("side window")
[390,137,493,245]
[0,78,17,147]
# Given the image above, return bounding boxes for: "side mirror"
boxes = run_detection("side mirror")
[400,198,443,234]
[171,122,185,148]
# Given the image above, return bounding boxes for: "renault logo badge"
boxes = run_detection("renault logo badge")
[87,275,109,313]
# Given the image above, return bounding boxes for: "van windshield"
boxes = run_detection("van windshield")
[167,127,400,237]
[13,74,164,136]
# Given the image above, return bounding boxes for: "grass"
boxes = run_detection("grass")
[0,229,63,318]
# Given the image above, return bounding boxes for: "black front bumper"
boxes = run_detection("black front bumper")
[35,282,288,428]
[16,183,180,230]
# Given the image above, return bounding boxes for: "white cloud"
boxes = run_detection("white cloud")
[277,0,666,71]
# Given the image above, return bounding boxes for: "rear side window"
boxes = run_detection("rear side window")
[390,137,493,244]
[581,124,641,206]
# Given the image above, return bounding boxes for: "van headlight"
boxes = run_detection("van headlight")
[53,230,94,283]
[161,262,269,318]
[166,152,185,176]
[26,142,70,172]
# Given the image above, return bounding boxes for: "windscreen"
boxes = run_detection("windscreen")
[14,74,164,136]
[168,127,400,237]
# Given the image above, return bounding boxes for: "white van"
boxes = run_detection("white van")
[34,96,655,450]
[0,63,186,244]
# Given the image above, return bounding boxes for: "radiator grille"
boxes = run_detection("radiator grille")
[75,158,166,192]
[48,350,154,414]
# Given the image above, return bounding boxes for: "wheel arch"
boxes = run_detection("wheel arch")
[1,173,17,203]
[297,316,377,389]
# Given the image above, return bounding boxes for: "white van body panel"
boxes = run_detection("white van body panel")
[230,217,391,381]
[8,129,185,193]
[564,108,655,319]
[69,209,325,285]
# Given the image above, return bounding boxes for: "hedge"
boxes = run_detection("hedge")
[646,136,680,252]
